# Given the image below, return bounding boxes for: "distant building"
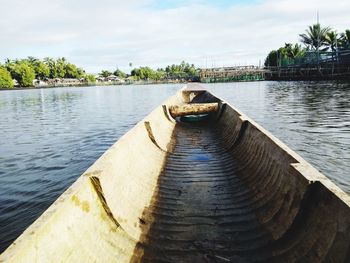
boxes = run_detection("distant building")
[105,74,115,81]
[33,79,47,86]
[95,75,125,83]
[96,76,106,82]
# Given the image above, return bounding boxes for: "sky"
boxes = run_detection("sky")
[0,0,349,73]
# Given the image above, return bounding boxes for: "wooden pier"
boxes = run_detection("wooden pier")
[266,49,350,81]
[265,64,350,81]
[199,66,267,83]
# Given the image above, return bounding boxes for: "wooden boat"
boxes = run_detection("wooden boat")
[2,84,350,262]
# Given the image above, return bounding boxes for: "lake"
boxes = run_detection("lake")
[0,81,349,252]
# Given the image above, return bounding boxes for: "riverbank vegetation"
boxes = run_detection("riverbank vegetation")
[97,61,199,82]
[265,24,350,67]
[130,62,198,81]
[0,58,199,89]
[0,57,94,88]
[0,68,14,88]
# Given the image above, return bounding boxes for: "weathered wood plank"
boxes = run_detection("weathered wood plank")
[169,103,219,117]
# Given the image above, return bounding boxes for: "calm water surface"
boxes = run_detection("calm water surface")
[0,82,349,252]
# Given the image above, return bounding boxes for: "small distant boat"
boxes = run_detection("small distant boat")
[2,84,350,262]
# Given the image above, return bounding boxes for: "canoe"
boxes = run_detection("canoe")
[1,83,350,262]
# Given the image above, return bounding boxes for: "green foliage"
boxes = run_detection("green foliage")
[131,67,157,80]
[55,57,66,78]
[5,57,49,80]
[4,59,16,77]
[325,31,338,51]
[84,74,96,83]
[265,43,306,67]
[264,50,278,67]
[12,63,35,87]
[5,58,51,85]
[2,57,199,85]
[43,57,65,78]
[43,57,57,78]
[3,57,96,87]
[130,61,198,81]
[299,23,331,51]
[34,61,50,79]
[113,68,126,78]
[283,43,305,59]
[42,57,84,79]
[339,29,350,48]
[27,56,39,65]
[155,69,166,80]
[265,24,350,68]
[165,61,198,79]
[76,68,85,79]
[0,67,14,88]
[4,56,88,84]
[100,70,112,78]
[64,63,84,79]
[65,63,78,78]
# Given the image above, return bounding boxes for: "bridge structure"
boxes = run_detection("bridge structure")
[199,66,268,83]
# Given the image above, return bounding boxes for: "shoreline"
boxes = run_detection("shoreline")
[1,78,348,92]
[0,80,189,91]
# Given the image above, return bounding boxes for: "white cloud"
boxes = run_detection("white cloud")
[0,0,349,72]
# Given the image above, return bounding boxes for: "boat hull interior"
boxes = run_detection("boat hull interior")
[2,84,350,262]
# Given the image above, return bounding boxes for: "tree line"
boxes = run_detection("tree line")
[98,61,199,81]
[0,58,200,89]
[0,57,95,88]
[131,62,198,81]
[265,25,350,67]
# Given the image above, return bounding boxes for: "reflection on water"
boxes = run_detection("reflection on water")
[264,82,350,189]
[0,82,349,252]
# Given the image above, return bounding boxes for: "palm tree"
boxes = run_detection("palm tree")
[4,59,15,75]
[43,57,54,66]
[283,43,305,59]
[325,31,340,62]
[325,31,338,52]
[339,29,350,48]
[299,23,331,51]
[27,56,39,65]
[43,57,56,78]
